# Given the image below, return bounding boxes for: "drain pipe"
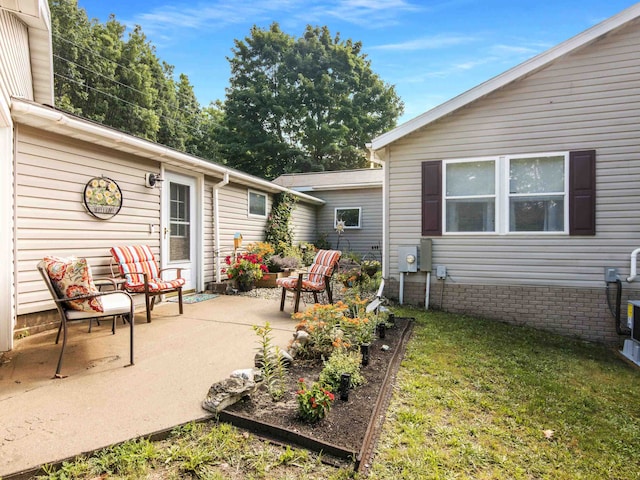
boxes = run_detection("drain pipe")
[213,172,230,283]
[425,272,431,310]
[627,247,640,282]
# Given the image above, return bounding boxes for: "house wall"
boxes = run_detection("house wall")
[312,188,383,259]
[290,201,317,245]
[15,125,161,321]
[385,18,640,344]
[0,10,33,106]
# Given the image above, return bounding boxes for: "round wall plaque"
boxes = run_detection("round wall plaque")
[83,176,123,220]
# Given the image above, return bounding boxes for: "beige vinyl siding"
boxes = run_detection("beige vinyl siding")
[387,17,640,289]
[15,125,161,315]
[313,188,382,257]
[290,202,316,244]
[0,10,32,105]
[216,184,269,257]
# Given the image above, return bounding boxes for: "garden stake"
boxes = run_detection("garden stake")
[340,373,351,401]
[361,343,370,366]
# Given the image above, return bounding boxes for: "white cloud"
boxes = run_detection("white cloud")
[372,34,477,52]
[121,0,424,34]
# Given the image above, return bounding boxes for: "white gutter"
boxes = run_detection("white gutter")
[627,248,640,282]
[213,172,230,283]
[10,99,325,206]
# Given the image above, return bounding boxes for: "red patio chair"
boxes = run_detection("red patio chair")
[110,245,185,323]
[277,249,342,313]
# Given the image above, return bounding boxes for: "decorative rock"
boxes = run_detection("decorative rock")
[292,330,310,345]
[202,377,256,413]
[381,344,390,351]
[230,368,263,383]
[254,347,293,368]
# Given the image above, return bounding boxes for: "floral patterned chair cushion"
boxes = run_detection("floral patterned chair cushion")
[42,256,104,313]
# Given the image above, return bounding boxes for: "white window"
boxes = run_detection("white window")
[248,190,267,217]
[443,153,568,234]
[335,207,361,229]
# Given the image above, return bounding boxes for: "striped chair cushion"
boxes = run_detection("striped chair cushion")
[276,250,341,292]
[110,245,185,292]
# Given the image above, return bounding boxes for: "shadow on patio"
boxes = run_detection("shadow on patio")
[0,294,294,478]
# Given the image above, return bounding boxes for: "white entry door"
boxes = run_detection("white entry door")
[163,172,198,292]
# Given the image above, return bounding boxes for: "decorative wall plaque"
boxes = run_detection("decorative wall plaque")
[83,176,122,220]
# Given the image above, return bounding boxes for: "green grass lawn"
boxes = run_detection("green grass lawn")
[33,309,640,479]
[369,308,640,480]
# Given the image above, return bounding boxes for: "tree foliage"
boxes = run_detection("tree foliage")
[49,0,221,159]
[220,23,404,179]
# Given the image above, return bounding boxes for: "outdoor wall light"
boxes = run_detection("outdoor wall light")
[145,173,164,188]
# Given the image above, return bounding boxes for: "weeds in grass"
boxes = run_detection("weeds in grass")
[37,422,354,479]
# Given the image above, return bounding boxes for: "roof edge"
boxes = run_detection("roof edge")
[10,98,324,205]
[371,3,640,150]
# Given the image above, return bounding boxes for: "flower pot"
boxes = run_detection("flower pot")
[236,280,255,292]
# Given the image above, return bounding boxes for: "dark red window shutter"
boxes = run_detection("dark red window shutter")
[422,161,442,236]
[569,150,596,236]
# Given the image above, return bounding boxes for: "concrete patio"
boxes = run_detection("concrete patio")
[0,294,295,478]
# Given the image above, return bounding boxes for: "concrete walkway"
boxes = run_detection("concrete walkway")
[0,294,295,478]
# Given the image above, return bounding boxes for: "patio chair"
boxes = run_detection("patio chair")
[277,249,342,313]
[37,257,134,378]
[110,245,185,323]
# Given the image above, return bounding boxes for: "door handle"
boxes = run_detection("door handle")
[164,227,168,239]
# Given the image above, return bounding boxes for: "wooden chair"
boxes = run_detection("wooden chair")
[37,258,134,378]
[110,245,185,323]
[277,249,342,313]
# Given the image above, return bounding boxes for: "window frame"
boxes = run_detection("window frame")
[442,152,569,235]
[334,207,362,229]
[505,152,569,235]
[443,157,498,235]
[247,190,268,218]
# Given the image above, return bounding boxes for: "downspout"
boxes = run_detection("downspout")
[213,172,230,283]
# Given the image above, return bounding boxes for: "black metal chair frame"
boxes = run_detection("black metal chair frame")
[37,262,135,378]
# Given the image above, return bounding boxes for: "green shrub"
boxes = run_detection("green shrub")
[319,348,365,392]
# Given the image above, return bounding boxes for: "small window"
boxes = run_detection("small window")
[248,190,267,217]
[335,207,361,229]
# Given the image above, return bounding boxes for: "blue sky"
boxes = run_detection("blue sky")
[77,0,638,125]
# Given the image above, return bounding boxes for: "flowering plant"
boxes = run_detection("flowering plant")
[296,378,335,423]
[223,252,268,285]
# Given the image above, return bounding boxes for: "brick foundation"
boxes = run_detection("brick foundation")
[14,310,60,339]
[388,278,626,345]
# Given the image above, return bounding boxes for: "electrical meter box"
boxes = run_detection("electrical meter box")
[398,246,419,273]
[627,300,640,342]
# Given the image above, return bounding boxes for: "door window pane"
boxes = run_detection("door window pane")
[170,182,190,261]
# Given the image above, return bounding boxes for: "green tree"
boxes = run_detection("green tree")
[49,0,220,158]
[220,23,403,179]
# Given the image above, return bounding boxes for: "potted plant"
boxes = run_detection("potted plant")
[223,253,268,291]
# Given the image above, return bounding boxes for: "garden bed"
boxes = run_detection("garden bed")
[219,316,413,472]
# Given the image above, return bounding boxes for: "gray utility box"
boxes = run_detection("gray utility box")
[398,246,419,272]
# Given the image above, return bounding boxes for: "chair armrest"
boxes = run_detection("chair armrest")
[158,267,183,279]
[55,289,133,304]
[93,277,119,288]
